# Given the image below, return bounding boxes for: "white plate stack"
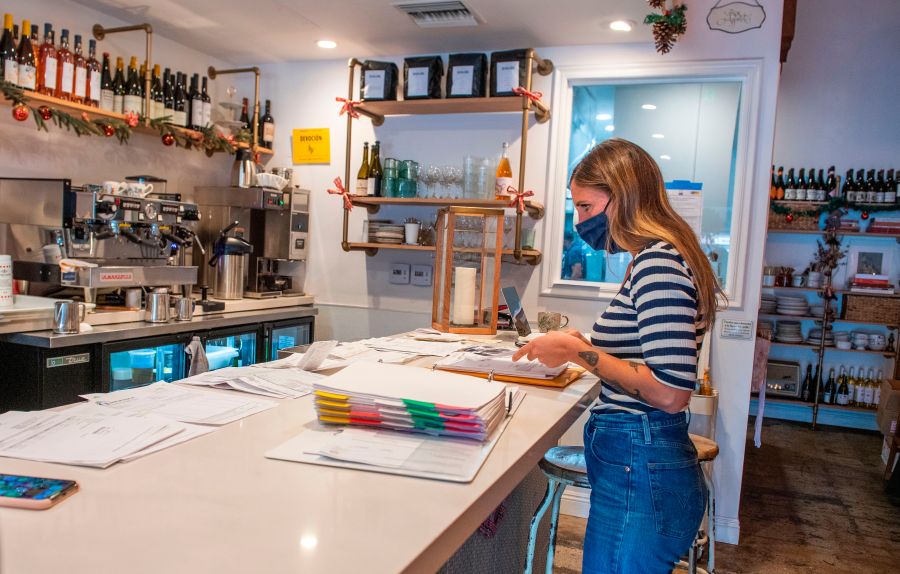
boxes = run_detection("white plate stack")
[374,224,405,245]
[807,327,834,347]
[776,296,809,316]
[775,320,803,343]
[760,294,777,314]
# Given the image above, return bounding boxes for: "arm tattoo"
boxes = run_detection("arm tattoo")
[627,361,642,374]
[578,351,599,367]
[578,351,644,401]
[603,376,644,401]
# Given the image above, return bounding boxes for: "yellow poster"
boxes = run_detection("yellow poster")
[291,128,330,164]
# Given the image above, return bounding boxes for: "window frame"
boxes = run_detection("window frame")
[540,59,764,309]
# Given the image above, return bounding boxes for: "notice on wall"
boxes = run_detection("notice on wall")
[666,186,703,237]
[292,128,330,165]
[721,319,754,340]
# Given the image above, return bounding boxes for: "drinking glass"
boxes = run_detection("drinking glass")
[427,165,443,198]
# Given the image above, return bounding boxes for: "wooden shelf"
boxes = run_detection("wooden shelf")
[349,197,544,219]
[758,313,898,328]
[5,90,273,156]
[768,229,900,239]
[345,242,542,264]
[761,285,900,299]
[748,397,877,430]
[356,96,549,123]
[769,340,896,357]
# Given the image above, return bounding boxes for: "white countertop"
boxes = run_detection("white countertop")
[0,342,600,574]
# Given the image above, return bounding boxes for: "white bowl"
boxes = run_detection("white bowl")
[835,341,852,350]
[868,343,886,352]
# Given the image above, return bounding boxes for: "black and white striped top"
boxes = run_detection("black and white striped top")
[590,241,702,414]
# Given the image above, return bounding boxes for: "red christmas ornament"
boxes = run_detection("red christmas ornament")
[861,211,869,220]
[38,106,53,121]
[161,133,175,146]
[785,213,794,223]
[12,105,29,122]
[103,124,115,137]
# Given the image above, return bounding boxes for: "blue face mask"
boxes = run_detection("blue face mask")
[575,206,624,253]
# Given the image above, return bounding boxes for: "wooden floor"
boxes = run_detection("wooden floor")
[551,419,899,573]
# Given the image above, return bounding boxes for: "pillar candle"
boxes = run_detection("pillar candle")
[451,266,477,325]
[0,254,13,307]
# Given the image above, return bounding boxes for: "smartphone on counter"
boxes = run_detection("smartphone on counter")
[0,474,79,510]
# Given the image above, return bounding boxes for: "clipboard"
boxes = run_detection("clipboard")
[434,365,585,388]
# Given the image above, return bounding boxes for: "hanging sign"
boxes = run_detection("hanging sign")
[292,128,331,164]
[707,0,766,34]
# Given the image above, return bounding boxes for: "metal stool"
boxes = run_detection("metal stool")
[677,433,720,574]
[524,446,589,574]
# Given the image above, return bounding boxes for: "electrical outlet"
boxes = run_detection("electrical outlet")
[390,263,411,285]
[411,264,433,286]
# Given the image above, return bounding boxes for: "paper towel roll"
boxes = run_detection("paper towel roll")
[451,267,476,325]
[0,254,13,308]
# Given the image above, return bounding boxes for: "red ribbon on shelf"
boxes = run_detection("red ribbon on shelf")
[512,86,544,104]
[327,177,353,211]
[506,185,535,213]
[124,111,140,128]
[335,97,361,119]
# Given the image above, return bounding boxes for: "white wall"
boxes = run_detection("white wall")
[259,0,784,544]
[0,0,241,191]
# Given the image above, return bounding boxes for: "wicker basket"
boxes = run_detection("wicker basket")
[841,294,900,324]
[768,201,822,231]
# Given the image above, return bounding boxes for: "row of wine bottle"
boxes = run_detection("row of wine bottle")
[800,363,885,408]
[0,14,275,147]
[770,164,900,203]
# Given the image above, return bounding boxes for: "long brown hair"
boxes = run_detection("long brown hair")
[571,138,723,328]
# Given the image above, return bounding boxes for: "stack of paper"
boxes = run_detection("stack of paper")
[360,336,469,357]
[313,362,507,441]
[180,366,323,398]
[434,345,567,380]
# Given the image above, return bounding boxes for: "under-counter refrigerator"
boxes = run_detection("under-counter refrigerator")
[200,324,263,371]
[100,333,192,392]
[263,317,315,361]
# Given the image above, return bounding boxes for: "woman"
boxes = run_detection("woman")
[513,139,722,573]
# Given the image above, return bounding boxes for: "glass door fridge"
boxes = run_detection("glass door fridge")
[201,325,263,371]
[264,317,314,361]
[100,334,192,392]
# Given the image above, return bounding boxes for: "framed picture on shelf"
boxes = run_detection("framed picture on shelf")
[846,245,894,281]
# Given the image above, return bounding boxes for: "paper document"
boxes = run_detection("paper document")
[295,340,339,371]
[81,382,276,426]
[180,366,321,399]
[435,345,567,379]
[360,336,469,357]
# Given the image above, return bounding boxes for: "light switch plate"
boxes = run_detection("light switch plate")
[390,263,411,285]
[411,264,433,286]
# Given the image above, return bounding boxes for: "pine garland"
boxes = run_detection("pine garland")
[644,1,688,54]
[770,197,900,218]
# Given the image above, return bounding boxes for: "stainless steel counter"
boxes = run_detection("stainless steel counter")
[0,306,318,349]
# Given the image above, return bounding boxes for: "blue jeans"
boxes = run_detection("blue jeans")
[582,410,707,574]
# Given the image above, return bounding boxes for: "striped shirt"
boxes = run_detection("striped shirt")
[590,241,702,414]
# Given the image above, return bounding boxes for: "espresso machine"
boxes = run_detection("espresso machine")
[192,186,309,298]
[0,178,199,301]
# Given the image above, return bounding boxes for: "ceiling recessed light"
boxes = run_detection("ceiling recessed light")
[660,154,671,160]
[316,40,337,49]
[652,133,665,139]
[609,20,633,32]
[604,125,615,132]
[595,113,612,121]
[642,104,657,110]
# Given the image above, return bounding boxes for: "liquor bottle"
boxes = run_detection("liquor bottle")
[37,24,56,95]
[1,14,18,85]
[173,72,187,127]
[189,73,202,130]
[864,169,876,203]
[123,56,142,115]
[356,142,370,196]
[368,141,383,197]
[846,367,857,406]
[800,363,813,402]
[72,34,86,104]
[85,39,100,107]
[14,18,35,90]
[775,166,785,200]
[54,29,73,100]
[875,169,886,203]
[874,369,883,408]
[785,168,796,199]
[150,64,163,119]
[816,168,826,200]
[843,169,855,202]
[825,166,836,198]
[239,97,250,130]
[769,165,777,199]
[797,168,807,200]
[112,57,125,114]
[99,52,113,111]
[887,169,898,204]
[855,169,866,203]
[200,76,211,129]
[809,167,820,200]
[822,368,835,405]
[495,142,514,199]
[836,366,850,406]
[260,99,275,149]
[163,68,174,120]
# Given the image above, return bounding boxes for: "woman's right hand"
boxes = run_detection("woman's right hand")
[561,329,590,345]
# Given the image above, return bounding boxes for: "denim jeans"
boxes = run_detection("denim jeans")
[582,410,707,574]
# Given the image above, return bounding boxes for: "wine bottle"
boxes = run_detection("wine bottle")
[123,56,141,115]
[99,52,113,111]
[816,168,826,201]
[823,367,835,405]
[200,75,211,129]
[769,165,777,199]
[874,370,883,408]
[150,64,163,119]
[826,166,836,198]
[836,366,850,406]
[847,367,856,405]
[38,24,56,95]
[14,18,34,90]
[797,167,807,200]
[1,14,19,85]
[875,169,886,203]
[54,29,73,100]
[188,73,201,130]
[239,97,250,130]
[12,24,18,46]
[855,169,866,204]
[495,142,514,200]
[864,368,876,408]
[776,166,785,200]
[801,363,813,402]
[854,365,867,406]
[72,34,86,104]
[864,169,876,203]
[887,168,898,204]
[785,168,796,199]
[86,39,100,107]
[808,167,819,200]
[163,68,174,120]
[260,99,275,149]
[356,142,370,196]
[112,57,125,114]
[368,140,383,197]
[173,72,187,127]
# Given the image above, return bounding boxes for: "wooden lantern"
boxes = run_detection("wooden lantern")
[432,207,504,334]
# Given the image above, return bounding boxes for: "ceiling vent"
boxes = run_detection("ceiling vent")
[393,1,482,28]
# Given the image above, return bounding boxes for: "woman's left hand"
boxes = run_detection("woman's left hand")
[511,331,581,368]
